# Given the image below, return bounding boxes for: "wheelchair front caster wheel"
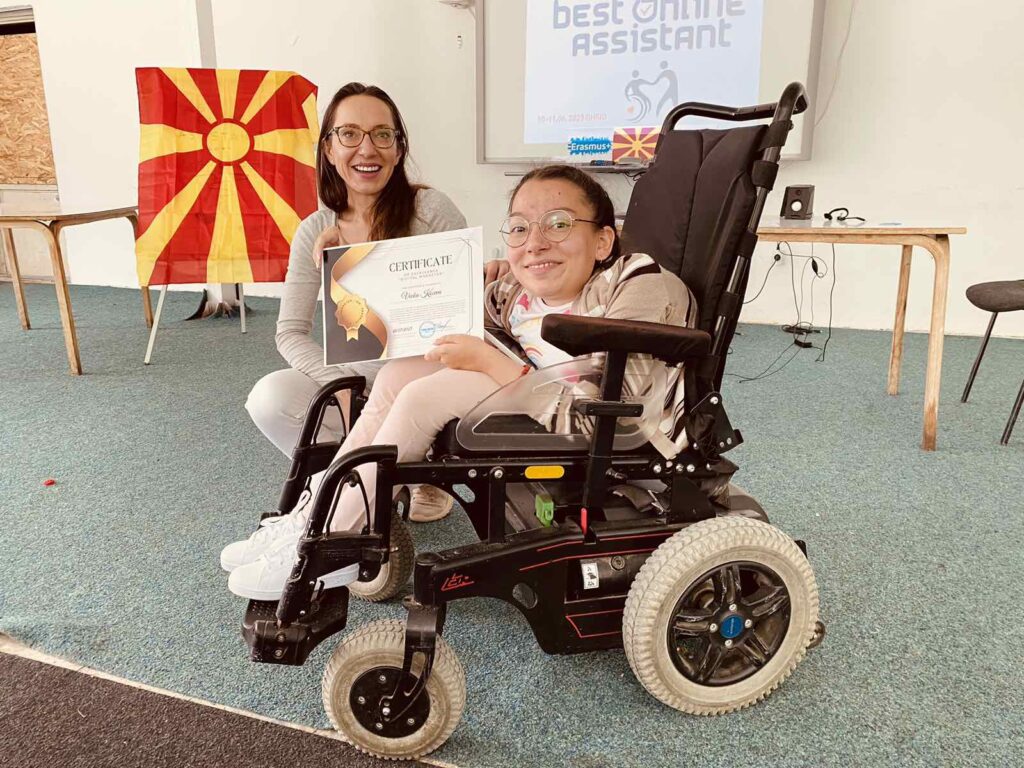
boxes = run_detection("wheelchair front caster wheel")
[622,517,819,714]
[349,489,415,603]
[322,619,466,759]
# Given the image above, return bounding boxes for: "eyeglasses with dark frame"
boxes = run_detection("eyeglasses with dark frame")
[499,209,601,247]
[326,125,400,149]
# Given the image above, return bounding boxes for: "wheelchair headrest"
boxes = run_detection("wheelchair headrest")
[620,124,767,335]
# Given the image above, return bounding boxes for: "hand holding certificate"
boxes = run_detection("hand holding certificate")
[323,226,485,366]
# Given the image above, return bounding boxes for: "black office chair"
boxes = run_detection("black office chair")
[960,279,1024,445]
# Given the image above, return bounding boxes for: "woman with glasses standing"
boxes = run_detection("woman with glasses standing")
[239,83,465,547]
[225,163,698,600]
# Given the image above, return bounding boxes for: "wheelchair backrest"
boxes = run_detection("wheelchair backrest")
[621,83,805,394]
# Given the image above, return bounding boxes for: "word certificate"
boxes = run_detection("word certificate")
[322,226,484,365]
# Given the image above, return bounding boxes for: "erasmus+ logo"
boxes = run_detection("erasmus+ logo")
[569,136,613,155]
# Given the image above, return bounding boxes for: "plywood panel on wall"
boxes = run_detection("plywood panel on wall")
[0,33,57,185]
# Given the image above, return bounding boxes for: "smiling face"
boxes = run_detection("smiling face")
[323,94,401,202]
[505,178,614,305]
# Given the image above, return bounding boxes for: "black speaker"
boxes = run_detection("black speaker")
[780,185,814,220]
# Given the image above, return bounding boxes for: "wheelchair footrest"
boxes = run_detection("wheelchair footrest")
[243,588,350,666]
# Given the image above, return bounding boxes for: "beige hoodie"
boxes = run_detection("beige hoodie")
[484,252,698,455]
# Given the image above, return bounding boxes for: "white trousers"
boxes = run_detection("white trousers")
[246,368,373,511]
[245,368,349,458]
[326,358,501,532]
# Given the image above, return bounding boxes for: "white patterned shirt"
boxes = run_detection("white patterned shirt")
[509,292,574,369]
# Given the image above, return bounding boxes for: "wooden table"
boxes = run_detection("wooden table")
[0,206,148,375]
[756,217,967,451]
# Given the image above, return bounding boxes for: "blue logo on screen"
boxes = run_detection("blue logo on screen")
[568,136,612,155]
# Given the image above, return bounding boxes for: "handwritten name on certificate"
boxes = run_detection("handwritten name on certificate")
[322,226,485,366]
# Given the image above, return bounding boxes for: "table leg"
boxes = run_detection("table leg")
[41,223,82,375]
[2,227,31,330]
[887,244,913,395]
[141,285,154,328]
[921,235,951,451]
[126,213,152,328]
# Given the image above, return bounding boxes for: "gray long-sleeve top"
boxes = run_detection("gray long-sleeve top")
[276,188,467,385]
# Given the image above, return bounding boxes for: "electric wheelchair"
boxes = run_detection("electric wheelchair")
[240,82,824,760]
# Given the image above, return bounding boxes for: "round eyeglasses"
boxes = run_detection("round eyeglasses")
[326,126,399,149]
[499,209,601,247]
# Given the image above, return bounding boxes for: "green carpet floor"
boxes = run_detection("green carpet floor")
[1,283,1021,767]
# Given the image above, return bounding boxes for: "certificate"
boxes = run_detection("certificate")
[322,226,484,366]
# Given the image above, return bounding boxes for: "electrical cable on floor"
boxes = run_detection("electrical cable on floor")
[816,244,838,362]
[724,340,805,384]
[728,240,837,382]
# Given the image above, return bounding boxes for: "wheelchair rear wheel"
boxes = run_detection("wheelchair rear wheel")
[622,517,818,714]
[322,618,466,760]
[349,488,415,602]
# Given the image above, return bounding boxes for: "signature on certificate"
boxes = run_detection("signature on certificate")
[402,287,443,300]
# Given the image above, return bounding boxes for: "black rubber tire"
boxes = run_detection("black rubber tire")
[622,517,818,714]
[322,619,466,760]
[349,497,415,603]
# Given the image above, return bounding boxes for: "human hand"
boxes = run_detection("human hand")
[484,259,510,285]
[424,334,497,373]
[312,225,343,269]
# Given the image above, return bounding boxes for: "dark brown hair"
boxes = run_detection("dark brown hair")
[508,164,622,265]
[316,83,422,240]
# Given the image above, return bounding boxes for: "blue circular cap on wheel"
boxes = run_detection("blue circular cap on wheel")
[720,614,744,639]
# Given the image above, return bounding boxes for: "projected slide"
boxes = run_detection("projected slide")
[524,0,764,145]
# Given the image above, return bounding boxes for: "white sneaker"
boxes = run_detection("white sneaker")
[219,510,308,573]
[220,490,315,572]
[259,489,312,527]
[227,531,359,602]
[408,485,454,523]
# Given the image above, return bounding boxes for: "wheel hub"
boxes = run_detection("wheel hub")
[718,613,745,640]
[667,561,792,686]
[350,666,430,738]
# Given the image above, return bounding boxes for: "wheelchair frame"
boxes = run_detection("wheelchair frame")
[240,82,822,757]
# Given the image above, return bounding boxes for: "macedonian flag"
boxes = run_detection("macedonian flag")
[612,126,661,163]
[135,67,318,287]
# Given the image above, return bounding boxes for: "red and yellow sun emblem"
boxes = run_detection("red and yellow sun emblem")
[135,67,318,287]
[612,126,661,163]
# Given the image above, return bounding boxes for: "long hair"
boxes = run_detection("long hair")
[508,164,622,265]
[316,83,422,240]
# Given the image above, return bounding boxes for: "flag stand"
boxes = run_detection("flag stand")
[143,283,248,365]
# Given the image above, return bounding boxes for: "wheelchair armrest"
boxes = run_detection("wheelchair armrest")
[541,314,710,366]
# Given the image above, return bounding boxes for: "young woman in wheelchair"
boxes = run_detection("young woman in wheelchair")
[224,163,697,601]
[232,83,822,761]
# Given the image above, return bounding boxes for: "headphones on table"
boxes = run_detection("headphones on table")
[823,207,865,223]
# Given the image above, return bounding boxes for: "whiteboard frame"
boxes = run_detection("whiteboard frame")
[475,0,826,164]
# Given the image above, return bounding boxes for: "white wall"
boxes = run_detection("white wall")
[210,0,516,290]
[745,0,1024,339]
[26,0,1024,338]
[29,0,201,288]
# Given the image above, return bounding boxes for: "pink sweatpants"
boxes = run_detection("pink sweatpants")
[326,358,502,532]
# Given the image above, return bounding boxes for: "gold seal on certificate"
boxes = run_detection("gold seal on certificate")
[333,291,369,341]
[323,226,485,366]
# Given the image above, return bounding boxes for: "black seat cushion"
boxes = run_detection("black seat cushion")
[430,418,661,458]
[966,280,1024,313]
